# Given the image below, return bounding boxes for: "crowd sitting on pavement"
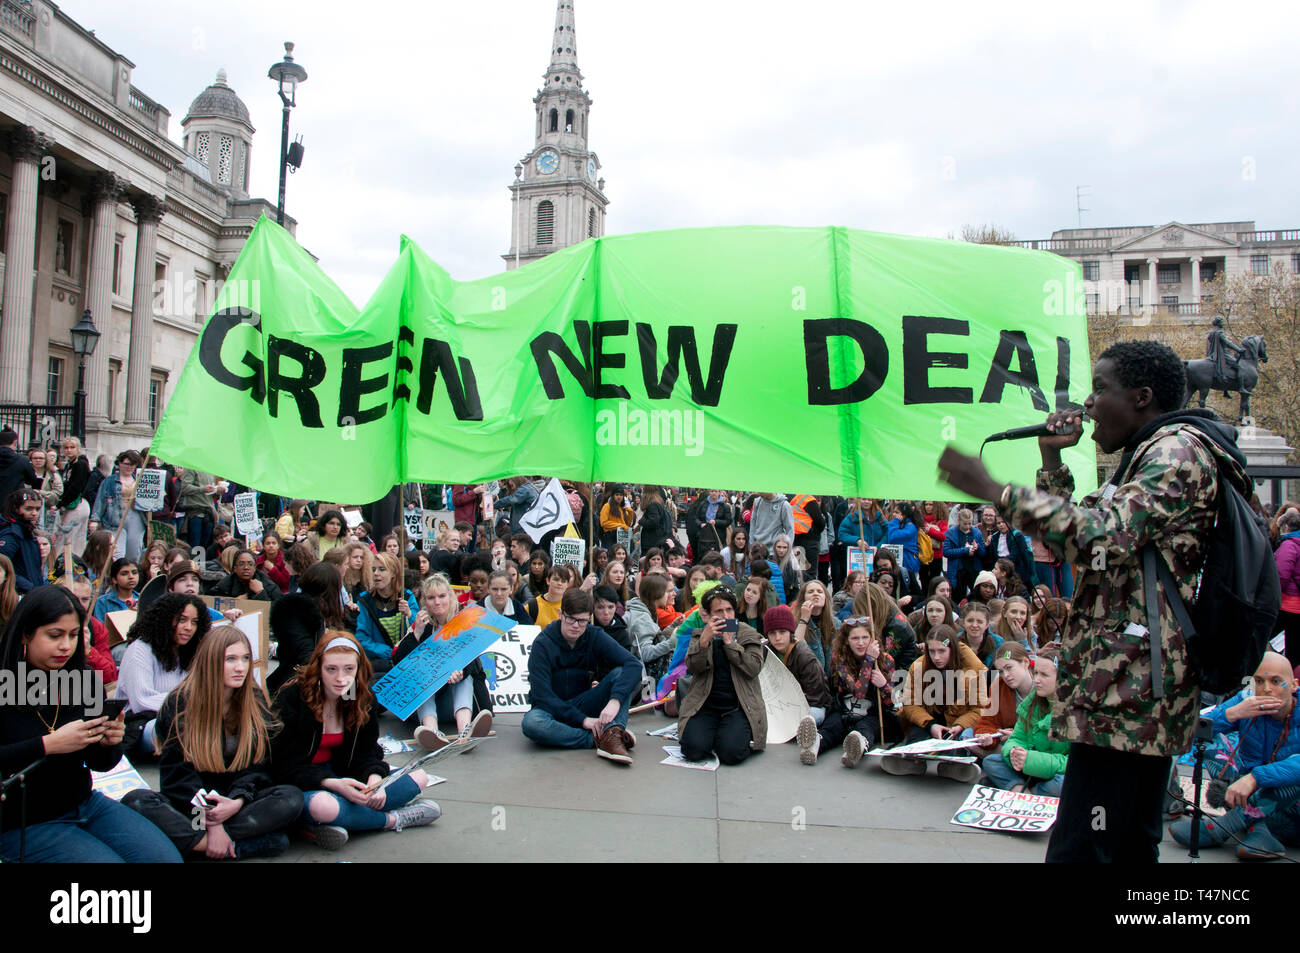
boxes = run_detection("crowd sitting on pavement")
[2,430,1299,862]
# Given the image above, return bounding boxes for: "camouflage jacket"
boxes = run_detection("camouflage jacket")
[1006,422,1246,757]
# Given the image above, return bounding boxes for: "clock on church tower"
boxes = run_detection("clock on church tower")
[504,0,609,270]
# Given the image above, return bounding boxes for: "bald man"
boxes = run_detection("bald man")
[1170,652,1300,860]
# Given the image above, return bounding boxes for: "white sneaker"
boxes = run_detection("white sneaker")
[800,733,821,766]
[936,760,980,783]
[390,800,441,832]
[879,755,928,776]
[841,730,865,768]
[796,715,819,765]
[414,726,450,753]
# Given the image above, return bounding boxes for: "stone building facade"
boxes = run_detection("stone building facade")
[503,0,608,269]
[0,0,294,462]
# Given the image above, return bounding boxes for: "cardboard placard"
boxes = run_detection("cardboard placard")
[951,785,1059,834]
[133,469,166,512]
[342,508,364,529]
[148,519,176,548]
[422,509,454,542]
[757,646,812,744]
[233,492,260,536]
[105,609,137,646]
[550,536,586,568]
[846,546,875,577]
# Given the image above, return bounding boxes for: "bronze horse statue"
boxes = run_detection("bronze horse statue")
[1184,334,1267,422]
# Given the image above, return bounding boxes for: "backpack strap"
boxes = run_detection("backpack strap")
[1142,542,1200,703]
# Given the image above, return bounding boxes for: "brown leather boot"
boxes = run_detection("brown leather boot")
[596,724,633,764]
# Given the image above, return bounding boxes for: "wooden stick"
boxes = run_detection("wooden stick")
[629,692,675,714]
[586,482,595,575]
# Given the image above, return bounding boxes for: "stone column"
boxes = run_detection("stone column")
[0,126,47,402]
[124,194,165,426]
[1190,256,1202,315]
[83,172,126,424]
[1146,256,1160,316]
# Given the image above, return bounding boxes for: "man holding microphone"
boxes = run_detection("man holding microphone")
[937,340,1250,862]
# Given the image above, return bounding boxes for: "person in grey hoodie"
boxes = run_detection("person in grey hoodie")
[749,493,794,549]
[624,572,677,681]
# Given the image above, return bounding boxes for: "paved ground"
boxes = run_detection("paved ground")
[133,710,1235,864]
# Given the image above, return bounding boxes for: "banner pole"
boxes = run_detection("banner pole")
[587,483,595,575]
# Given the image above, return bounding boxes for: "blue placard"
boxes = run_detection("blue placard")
[373,607,514,720]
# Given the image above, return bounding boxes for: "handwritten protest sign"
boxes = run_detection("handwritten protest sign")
[403,509,424,540]
[951,785,1059,834]
[878,544,904,570]
[485,623,537,713]
[373,606,513,720]
[148,520,176,547]
[550,536,586,569]
[758,646,812,744]
[866,736,981,759]
[616,527,632,550]
[233,491,259,536]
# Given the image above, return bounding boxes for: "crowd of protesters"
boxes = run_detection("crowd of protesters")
[2,421,1298,861]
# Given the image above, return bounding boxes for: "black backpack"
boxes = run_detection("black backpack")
[1143,435,1278,697]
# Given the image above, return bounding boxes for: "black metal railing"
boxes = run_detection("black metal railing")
[0,404,77,448]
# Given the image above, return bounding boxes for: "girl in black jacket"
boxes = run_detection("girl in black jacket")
[271,632,441,850]
[122,626,302,860]
[0,586,180,862]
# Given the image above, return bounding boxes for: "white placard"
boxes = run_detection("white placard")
[951,784,1059,834]
[521,478,575,543]
[757,646,812,744]
[866,736,982,758]
[234,611,263,687]
[342,508,364,529]
[133,469,166,511]
[846,546,875,576]
[486,623,538,713]
[403,509,424,540]
[550,536,586,568]
[660,745,719,771]
[423,509,454,542]
[233,491,259,536]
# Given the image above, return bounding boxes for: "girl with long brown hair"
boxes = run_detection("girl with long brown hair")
[891,623,986,782]
[122,626,303,860]
[790,579,834,669]
[979,645,1068,795]
[271,632,441,850]
[354,551,418,675]
[832,614,902,768]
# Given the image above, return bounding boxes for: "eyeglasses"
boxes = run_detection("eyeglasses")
[561,614,590,627]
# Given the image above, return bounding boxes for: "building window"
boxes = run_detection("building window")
[549,109,558,133]
[536,201,554,245]
[1251,254,1269,276]
[1124,263,1141,284]
[218,135,233,185]
[587,207,597,239]
[1082,261,1099,281]
[107,360,121,424]
[1162,295,1179,309]
[1292,253,1300,274]
[148,377,162,429]
[240,142,249,191]
[112,236,123,294]
[47,357,63,406]
[1085,292,1100,312]
[1200,262,1217,283]
[55,219,75,275]
[155,258,167,293]
[565,109,574,132]
[195,131,209,163]
[1157,263,1180,284]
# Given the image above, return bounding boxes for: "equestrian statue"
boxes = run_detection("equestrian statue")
[1183,317,1268,422]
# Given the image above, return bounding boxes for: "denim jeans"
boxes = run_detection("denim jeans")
[520,671,639,749]
[1,791,182,863]
[301,774,422,832]
[982,752,1064,796]
[416,678,473,724]
[114,509,147,563]
[184,513,212,550]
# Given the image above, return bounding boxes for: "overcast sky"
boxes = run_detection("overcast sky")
[59,0,1300,305]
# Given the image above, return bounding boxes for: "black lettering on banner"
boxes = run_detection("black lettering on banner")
[636,323,738,407]
[338,342,393,426]
[902,315,971,405]
[531,322,594,399]
[1054,336,1081,412]
[198,308,266,404]
[394,325,416,403]
[978,330,1048,411]
[592,320,631,400]
[415,339,483,420]
[267,336,326,427]
[803,318,888,405]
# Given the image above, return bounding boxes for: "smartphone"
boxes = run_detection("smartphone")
[722,619,739,634]
[100,698,129,719]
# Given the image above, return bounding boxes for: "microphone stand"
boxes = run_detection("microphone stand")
[0,758,46,863]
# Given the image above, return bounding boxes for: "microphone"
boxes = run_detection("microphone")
[984,421,1084,444]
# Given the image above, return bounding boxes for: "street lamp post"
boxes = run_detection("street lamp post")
[69,308,100,442]
[267,42,307,226]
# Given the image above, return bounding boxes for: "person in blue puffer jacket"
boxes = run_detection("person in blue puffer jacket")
[942,507,986,601]
[837,500,890,549]
[885,502,922,579]
[1169,652,1300,860]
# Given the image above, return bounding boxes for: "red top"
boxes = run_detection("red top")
[313,731,343,765]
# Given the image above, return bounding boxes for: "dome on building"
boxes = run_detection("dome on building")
[182,68,253,130]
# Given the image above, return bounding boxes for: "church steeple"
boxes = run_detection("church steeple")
[504,0,608,270]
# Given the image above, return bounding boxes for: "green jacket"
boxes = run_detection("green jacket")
[1006,419,1247,757]
[1002,694,1069,780]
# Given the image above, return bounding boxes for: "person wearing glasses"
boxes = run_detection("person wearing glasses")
[521,589,642,765]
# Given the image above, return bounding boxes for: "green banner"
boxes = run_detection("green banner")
[153,217,1096,502]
